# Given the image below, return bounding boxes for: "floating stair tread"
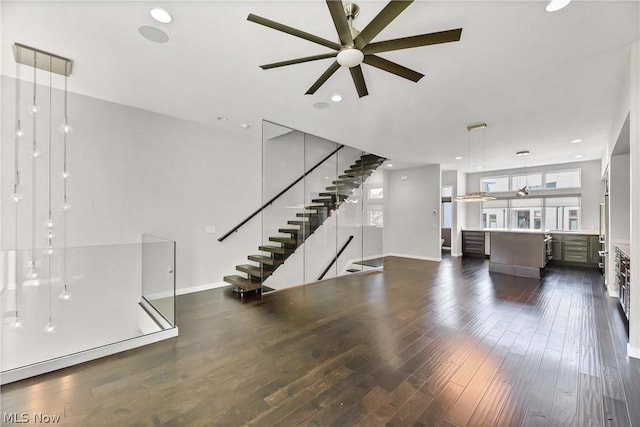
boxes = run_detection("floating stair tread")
[236,264,271,278]
[279,228,307,234]
[296,212,321,217]
[287,220,310,225]
[305,205,329,209]
[223,275,262,291]
[248,255,282,266]
[339,172,373,178]
[347,268,361,273]
[332,179,361,185]
[319,192,351,197]
[325,184,359,191]
[269,236,298,245]
[311,198,336,204]
[259,245,289,254]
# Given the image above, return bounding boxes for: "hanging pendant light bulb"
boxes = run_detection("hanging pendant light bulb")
[9,316,24,329]
[43,321,56,333]
[27,104,40,114]
[60,203,72,212]
[9,192,22,204]
[59,287,72,301]
[59,124,72,134]
[61,170,70,179]
[26,260,39,280]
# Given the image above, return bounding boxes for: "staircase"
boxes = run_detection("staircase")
[224,153,386,294]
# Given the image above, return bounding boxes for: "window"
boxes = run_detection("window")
[511,198,543,230]
[442,202,452,228]
[368,204,383,227]
[482,200,508,229]
[368,187,383,199]
[544,170,580,189]
[481,176,509,192]
[442,185,452,228]
[544,197,580,231]
[511,174,542,190]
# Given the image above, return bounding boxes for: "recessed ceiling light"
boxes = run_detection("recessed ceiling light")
[217,116,228,121]
[455,156,462,160]
[241,124,250,129]
[150,8,172,24]
[575,154,583,158]
[545,0,571,12]
[571,139,582,144]
[387,164,393,167]
[330,94,342,103]
[138,26,169,43]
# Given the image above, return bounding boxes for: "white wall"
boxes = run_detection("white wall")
[464,159,605,230]
[2,76,262,291]
[610,154,630,242]
[384,165,441,261]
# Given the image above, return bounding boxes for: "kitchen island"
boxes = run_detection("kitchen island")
[488,230,551,278]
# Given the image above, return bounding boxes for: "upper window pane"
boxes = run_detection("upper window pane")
[512,174,542,190]
[481,176,509,192]
[544,170,581,189]
[441,186,453,198]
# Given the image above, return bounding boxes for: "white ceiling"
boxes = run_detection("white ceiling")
[2,1,638,172]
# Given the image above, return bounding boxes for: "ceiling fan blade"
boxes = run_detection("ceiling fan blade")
[363,55,423,82]
[350,65,369,98]
[326,0,354,46]
[248,13,341,51]
[363,28,463,54]
[306,61,341,95]
[260,53,337,70]
[353,0,414,49]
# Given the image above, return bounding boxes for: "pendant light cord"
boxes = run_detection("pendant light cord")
[63,61,69,292]
[31,51,37,268]
[14,51,21,319]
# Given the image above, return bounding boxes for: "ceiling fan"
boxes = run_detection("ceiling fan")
[248,0,463,98]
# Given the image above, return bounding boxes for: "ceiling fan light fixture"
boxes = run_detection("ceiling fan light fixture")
[150,8,172,24]
[337,47,364,68]
[545,0,572,12]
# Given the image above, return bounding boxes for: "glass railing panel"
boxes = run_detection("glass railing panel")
[336,146,365,275]
[141,234,176,326]
[303,134,338,282]
[362,158,385,272]
[262,121,305,291]
[1,241,175,374]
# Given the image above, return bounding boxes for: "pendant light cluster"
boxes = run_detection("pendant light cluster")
[9,43,74,333]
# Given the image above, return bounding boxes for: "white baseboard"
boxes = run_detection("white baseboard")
[628,343,640,359]
[176,282,228,296]
[451,252,463,257]
[384,253,441,262]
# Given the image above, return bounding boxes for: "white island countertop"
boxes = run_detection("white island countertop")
[462,228,598,235]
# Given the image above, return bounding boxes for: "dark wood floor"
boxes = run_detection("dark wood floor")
[2,256,639,426]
